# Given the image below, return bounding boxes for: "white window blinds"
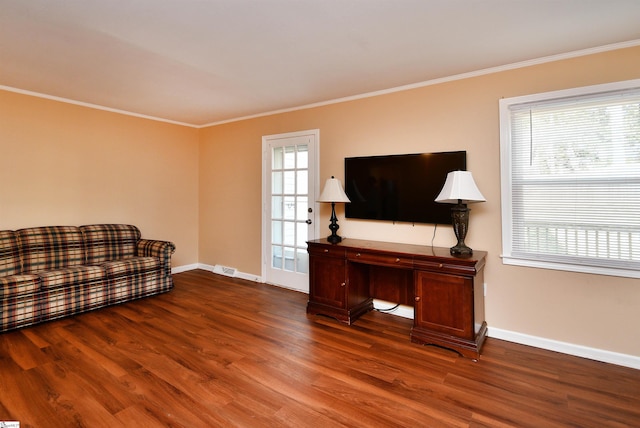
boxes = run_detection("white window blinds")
[500,80,640,278]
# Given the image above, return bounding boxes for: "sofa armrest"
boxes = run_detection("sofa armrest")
[137,239,175,258]
[136,240,176,275]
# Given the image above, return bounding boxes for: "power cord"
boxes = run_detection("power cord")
[374,303,400,313]
[431,223,438,248]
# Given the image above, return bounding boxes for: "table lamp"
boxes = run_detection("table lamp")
[317,176,351,244]
[435,171,485,256]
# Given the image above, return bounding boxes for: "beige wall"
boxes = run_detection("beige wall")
[199,46,640,357]
[0,90,199,267]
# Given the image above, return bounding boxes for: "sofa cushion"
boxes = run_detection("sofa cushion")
[81,224,141,264]
[0,274,41,298]
[38,265,106,289]
[101,257,160,278]
[0,230,21,277]
[103,257,162,303]
[17,226,86,273]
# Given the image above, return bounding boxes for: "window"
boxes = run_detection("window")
[500,79,640,278]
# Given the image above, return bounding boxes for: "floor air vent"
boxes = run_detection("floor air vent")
[213,265,237,277]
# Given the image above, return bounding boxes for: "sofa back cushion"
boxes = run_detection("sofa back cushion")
[0,230,21,277]
[17,226,86,273]
[81,224,141,264]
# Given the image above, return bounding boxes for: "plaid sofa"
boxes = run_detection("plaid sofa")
[0,224,175,332]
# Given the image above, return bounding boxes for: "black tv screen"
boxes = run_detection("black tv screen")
[344,151,466,225]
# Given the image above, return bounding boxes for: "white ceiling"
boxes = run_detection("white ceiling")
[2,0,640,127]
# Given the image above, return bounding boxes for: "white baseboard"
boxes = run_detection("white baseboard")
[175,263,264,283]
[172,263,199,274]
[195,263,215,273]
[235,271,263,282]
[171,264,640,370]
[488,327,640,370]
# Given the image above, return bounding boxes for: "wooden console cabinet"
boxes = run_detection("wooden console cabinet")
[306,238,487,359]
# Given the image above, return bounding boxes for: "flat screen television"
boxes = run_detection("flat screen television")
[344,151,466,225]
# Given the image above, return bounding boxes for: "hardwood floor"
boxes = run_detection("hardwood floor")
[1,269,639,427]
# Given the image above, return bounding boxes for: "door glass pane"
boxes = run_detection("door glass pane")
[272,245,282,269]
[296,196,308,220]
[272,171,283,193]
[283,196,295,220]
[296,248,309,274]
[284,247,295,271]
[284,171,295,194]
[272,221,282,244]
[296,222,307,247]
[272,196,283,219]
[272,147,283,169]
[297,146,308,168]
[284,147,296,169]
[297,170,308,194]
[283,222,295,246]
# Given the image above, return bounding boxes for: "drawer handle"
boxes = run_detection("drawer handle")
[356,253,361,257]
[340,282,346,287]
[395,258,400,263]
[438,263,443,268]
[323,249,329,253]
[415,296,421,302]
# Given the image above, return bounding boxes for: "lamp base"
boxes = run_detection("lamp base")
[450,243,473,256]
[326,202,343,245]
[450,202,473,257]
[327,234,342,244]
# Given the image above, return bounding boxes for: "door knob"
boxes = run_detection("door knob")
[306,219,312,224]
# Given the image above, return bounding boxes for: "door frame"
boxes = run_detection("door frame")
[261,129,320,290]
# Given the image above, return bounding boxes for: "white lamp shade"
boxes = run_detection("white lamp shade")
[435,171,486,204]
[317,176,351,203]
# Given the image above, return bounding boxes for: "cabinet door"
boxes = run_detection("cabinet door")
[414,271,474,340]
[309,254,346,309]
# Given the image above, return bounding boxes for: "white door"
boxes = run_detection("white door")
[262,130,319,292]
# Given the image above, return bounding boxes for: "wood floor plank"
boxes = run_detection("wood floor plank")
[1,269,639,427]
[1,330,50,371]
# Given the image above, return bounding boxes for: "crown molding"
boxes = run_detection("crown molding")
[3,39,639,128]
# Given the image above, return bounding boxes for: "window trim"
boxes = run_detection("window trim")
[499,78,640,279]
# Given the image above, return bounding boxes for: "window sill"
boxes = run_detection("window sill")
[501,255,640,279]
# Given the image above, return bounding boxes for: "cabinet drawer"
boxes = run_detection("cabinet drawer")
[347,249,413,268]
[413,258,477,276]
[308,243,346,259]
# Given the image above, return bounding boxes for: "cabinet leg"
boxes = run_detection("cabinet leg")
[410,322,487,359]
